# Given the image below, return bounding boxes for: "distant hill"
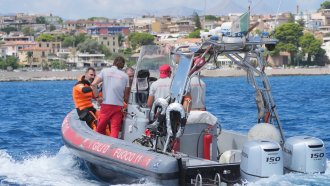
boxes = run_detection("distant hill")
[206,0,280,16]
[156,6,203,17]
[207,0,246,15]
[135,6,203,17]
[133,0,279,17]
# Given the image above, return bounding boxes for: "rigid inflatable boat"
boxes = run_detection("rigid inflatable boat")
[62,23,327,185]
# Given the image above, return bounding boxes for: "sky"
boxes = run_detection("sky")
[0,0,327,20]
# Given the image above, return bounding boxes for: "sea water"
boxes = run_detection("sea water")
[0,75,329,185]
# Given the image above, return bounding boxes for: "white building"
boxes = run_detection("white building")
[66,53,108,68]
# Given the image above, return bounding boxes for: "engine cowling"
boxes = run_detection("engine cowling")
[283,136,327,174]
[240,140,283,182]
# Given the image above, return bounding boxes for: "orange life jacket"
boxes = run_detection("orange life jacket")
[72,80,94,110]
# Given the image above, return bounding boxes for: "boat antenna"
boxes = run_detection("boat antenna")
[274,0,283,27]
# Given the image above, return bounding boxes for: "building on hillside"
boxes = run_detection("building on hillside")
[312,9,330,34]
[92,35,120,53]
[321,38,330,60]
[172,38,201,47]
[87,26,129,36]
[37,41,61,55]
[63,20,97,30]
[168,19,195,33]
[1,41,36,56]
[151,16,173,33]
[133,16,156,33]
[18,47,49,68]
[156,33,188,44]
[66,53,108,68]
[3,32,34,42]
[0,46,7,58]
[295,12,322,31]
[44,14,62,25]
[117,18,134,30]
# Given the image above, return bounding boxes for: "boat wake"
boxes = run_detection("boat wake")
[0,146,100,186]
[0,146,160,186]
[0,146,328,186]
[243,161,330,186]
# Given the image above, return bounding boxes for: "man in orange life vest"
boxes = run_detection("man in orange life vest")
[72,67,98,129]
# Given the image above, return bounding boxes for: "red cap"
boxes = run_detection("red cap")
[159,64,171,78]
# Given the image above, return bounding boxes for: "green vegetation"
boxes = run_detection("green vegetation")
[296,18,305,27]
[0,56,19,70]
[1,26,17,34]
[61,33,89,47]
[205,15,218,21]
[76,39,112,58]
[272,23,327,66]
[192,11,202,29]
[51,60,66,69]
[26,51,33,68]
[274,23,303,65]
[36,33,56,42]
[188,29,201,38]
[299,33,324,64]
[320,1,330,9]
[22,27,35,36]
[49,24,56,31]
[88,17,109,22]
[128,32,154,49]
[36,16,47,24]
[77,39,100,54]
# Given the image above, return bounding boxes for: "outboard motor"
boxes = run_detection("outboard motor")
[240,140,283,182]
[283,136,326,174]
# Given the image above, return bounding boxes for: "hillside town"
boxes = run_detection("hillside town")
[1,2,330,72]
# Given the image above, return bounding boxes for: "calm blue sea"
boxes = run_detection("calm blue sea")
[0,75,329,186]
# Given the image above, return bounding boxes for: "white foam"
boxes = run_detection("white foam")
[1,147,328,186]
[242,160,330,186]
[0,146,100,186]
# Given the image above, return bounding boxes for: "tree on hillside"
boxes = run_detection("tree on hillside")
[62,36,75,47]
[193,11,202,29]
[118,33,125,47]
[49,24,56,31]
[22,27,35,36]
[128,32,154,50]
[274,23,303,65]
[62,34,88,47]
[296,18,305,27]
[299,32,323,64]
[75,33,88,45]
[205,15,218,21]
[1,26,17,34]
[77,39,100,54]
[36,33,55,42]
[321,1,330,9]
[288,13,295,23]
[36,16,47,24]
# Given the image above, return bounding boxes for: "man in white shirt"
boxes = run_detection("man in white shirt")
[147,64,172,108]
[91,56,130,138]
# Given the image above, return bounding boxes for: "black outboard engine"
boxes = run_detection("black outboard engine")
[283,136,327,174]
[240,140,283,182]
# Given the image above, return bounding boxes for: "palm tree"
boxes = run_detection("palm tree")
[26,51,33,68]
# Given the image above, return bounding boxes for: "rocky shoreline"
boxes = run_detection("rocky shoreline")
[1,68,330,82]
